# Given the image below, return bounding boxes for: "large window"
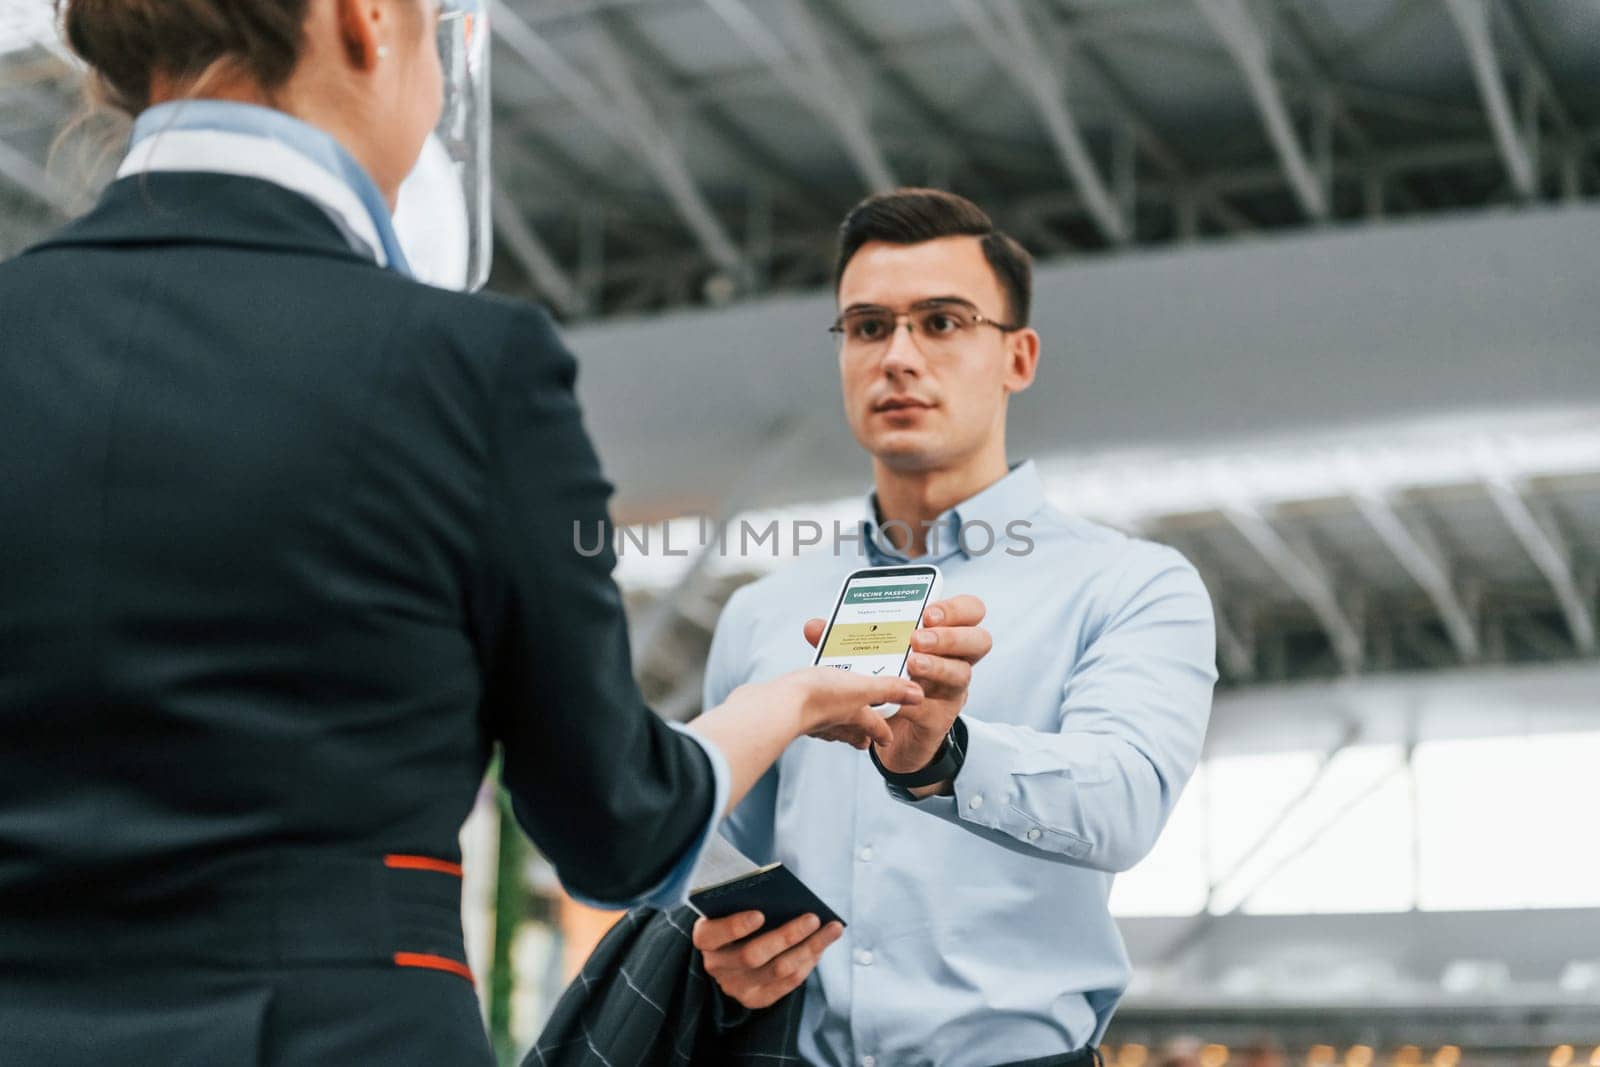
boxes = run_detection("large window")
[1110,731,1599,917]
[1414,731,1600,911]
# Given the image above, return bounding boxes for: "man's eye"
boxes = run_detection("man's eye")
[925,313,959,334]
[851,318,889,340]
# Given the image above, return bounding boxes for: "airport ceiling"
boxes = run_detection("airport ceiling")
[2,0,1599,317]
[624,423,1600,708]
[4,1,1598,696]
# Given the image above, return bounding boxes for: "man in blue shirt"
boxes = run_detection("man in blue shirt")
[692,189,1218,1067]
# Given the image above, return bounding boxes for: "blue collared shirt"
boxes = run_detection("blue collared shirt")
[705,461,1217,1067]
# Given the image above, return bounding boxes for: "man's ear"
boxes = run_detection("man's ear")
[334,0,383,71]
[1002,328,1041,395]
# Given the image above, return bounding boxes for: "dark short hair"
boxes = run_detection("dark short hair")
[833,188,1034,327]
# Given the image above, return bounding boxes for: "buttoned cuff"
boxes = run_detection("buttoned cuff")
[567,723,732,912]
[889,716,1091,859]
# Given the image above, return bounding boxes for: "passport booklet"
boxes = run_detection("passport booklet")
[687,833,845,934]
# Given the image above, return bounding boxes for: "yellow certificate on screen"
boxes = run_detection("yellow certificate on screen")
[819,621,917,659]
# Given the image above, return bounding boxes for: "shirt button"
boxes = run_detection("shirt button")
[858,846,874,862]
[1026,827,1043,842]
[855,948,874,966]
[863,1058,877,1067]
[969,794,985,810]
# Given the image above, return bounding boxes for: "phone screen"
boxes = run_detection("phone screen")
[813,568,938,681]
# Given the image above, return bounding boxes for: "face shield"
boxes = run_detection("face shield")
[393,0,493,292]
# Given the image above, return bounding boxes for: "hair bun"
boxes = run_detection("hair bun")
[56,0,309,115]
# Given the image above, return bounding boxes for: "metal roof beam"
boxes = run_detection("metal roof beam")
[951,0,1129,245]
[1101,123,1599,203]
[518,23,1492,142]
[1221,500,1363,674]
[492,189,584,317]
[597,9,838,224]
[1070,47,1253,235]
[1275,13,1371,163]
[555,123,1600,314]
[1500,0,1598,195]
[491,0,746,278]
[1441,0,1538,200]
[578,22,749,277]
[805,0,1007,204]
[704,0,894,194]
[492,112,658,220]
[1271,8,1429,217]
[1040,1,1251,235]
[1180,544,1256,679]
[1481,470,1596,655]
[1194,0,1330,221]
[1500,0,1577,138]
[1327,0,1433,69]
[520,0,663,26]
[1345,481,1480,662]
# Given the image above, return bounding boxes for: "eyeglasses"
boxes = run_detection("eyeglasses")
[829,299,1020,356]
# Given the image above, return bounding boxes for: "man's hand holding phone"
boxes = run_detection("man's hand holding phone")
[697,595,991,1010]
[805,593,991,792]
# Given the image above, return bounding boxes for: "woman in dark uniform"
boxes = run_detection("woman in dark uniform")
[0,1,917,1062]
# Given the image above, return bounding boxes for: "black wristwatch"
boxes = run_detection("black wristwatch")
[870,717,968,800]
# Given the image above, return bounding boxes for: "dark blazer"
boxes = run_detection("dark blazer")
[527,909,1102,1067]
[528,906,802,1067]
[0,172,715,1065]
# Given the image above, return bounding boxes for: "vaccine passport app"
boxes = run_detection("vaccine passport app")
[816,573,937,679]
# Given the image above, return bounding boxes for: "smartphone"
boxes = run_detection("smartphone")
[812,564,942,716]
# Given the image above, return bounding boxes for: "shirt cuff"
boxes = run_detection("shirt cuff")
[887,716,1091,859]
[566,723,732,912]
[947,714,1019,827]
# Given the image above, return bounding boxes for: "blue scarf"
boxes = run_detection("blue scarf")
[129,100,413,277]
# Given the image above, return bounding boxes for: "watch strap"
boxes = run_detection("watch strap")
[871,716,968,790]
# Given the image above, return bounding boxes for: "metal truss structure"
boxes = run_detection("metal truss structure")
[623,416,1600,717]
[2,0,1598,315]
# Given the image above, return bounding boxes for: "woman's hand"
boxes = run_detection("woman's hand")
[756,667,923,751]
[691,668,920,819]
[802,595,991,779]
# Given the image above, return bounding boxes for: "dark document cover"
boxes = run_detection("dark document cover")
[688,862,844,935]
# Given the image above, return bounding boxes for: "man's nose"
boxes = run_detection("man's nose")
[879,320,925,377]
